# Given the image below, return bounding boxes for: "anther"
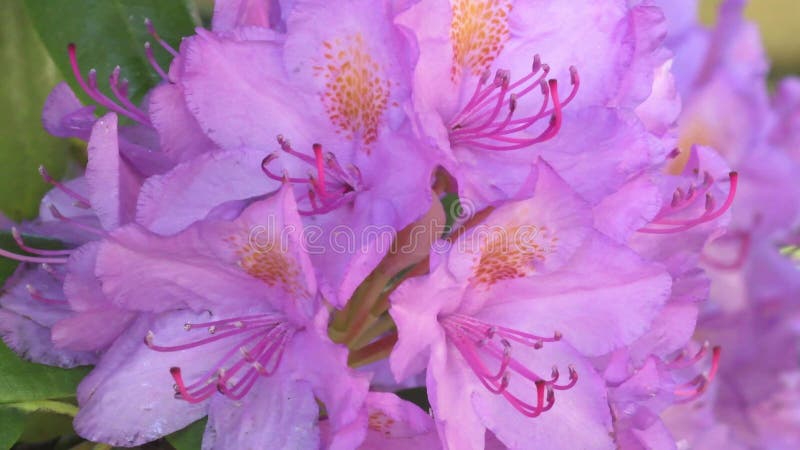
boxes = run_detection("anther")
[531,54,542,73]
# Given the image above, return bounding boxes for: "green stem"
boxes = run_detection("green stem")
[339,270,393,345]
[5,399,79,417]
[348,332,398,368]
[350,315,396,350]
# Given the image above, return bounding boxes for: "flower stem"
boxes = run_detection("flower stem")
[348,332,398,368]
[350,315,396,350]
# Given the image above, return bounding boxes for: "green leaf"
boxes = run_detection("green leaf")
[0,0,72,222]
[0,407,25,450]
[396,387,431,412]
[24,0,197,104]
[0,341,90,404]
[441,193,461,232]
[17,409,75,444]
[166,418,207,450]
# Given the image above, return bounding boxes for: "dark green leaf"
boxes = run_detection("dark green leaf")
[441,193,461,232]
[0,341,90,404]
[17,410,75,444]
[395,387,430,412]
[0,407,25,450]
[166,418,207,450]
[24,0,197,104]
[0,0,72,222]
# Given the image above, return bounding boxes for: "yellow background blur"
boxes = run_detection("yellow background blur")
[701,0,800,79]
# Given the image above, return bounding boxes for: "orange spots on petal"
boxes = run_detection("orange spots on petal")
[224,233,303,295]
[470,225,558,286]
[314,33,392,151]
[450,0,512,80]
[368,411,398,436]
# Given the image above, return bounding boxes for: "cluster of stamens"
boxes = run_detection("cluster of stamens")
[448,56,579,152]
[440,314,577,417]
[640,168,739,234]
[667,342,721,403]
[0,226,73,266]
[262,136,363,216]
[145,314,296,403]
[39,165,106,237]
[66,19,175,127]
[0,225,74,306]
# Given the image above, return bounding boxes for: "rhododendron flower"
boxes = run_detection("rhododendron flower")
[390,163,671,449]
[0,112,146,365]
[4,0,798,449]
[398,0,673,207]
[75,185,368,447]
[135,0,436,306]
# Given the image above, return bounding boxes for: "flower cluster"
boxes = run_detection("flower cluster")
[1,0,798,449]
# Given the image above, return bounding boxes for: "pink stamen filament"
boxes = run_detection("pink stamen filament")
[144,42,169,81]
[26,284,67,305]
[449,69,510,128]
[674,346,721,402]
[263,136,362,216]
[480,337,578,391]
[41,263,65,281]
[667,342,710,370]
[454,71,512,136]
[144,18,179,57]
[449,61,578,153]
[639,172,738,234]
[653,172,715,222]
[108,66,151,120]
[502,381,555,418]
[148,314,294,402]
[452,313,562,344]
[0,247,68,265]
[38,165,90,208]
[441,314,576,417]
[312,144,328,197]
[454,71,550,135]
[67,44,151,125]
[11,228,72,256]
[47,205,106,237]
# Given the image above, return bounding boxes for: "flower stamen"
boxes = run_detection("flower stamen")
[144,18,179,57]
[10,227,72,257]
[67,44,151,125]
[38,165,91,209]
[25,284,67,305]
[262,136,363,216]
[146,314,296,403]
[441,314,574,418]
[639,172,738,234]
[449,59,579,152]
[673,345,721,403]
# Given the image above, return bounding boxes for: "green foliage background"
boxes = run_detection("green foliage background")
[0,0,797,448]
